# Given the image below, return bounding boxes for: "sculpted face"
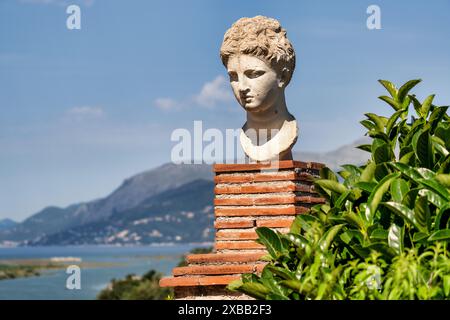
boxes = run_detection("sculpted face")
[227,54,284,113]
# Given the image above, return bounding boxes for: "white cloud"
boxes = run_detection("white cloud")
[67,106,104,118]
[194,75,233,108]
[154,98,180,111]
[153,75,233,111]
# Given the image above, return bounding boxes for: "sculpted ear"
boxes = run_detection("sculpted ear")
[278,67,290,88]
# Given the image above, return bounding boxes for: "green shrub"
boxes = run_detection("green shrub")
[228,79,450,300]
[97,271,173,300]
[97,246,213,300]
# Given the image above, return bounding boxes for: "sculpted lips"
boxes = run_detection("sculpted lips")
[240,94,253,104]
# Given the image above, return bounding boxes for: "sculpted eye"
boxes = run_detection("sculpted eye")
[228,72,238,82]
[246,70,265,79]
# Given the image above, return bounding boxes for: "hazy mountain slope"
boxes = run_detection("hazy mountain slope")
[30,179,215,245]
[0,163,213,242]
[78,163,214,224]
[1,138,371,245]
[294,137,371,170]
[0,219,17,231]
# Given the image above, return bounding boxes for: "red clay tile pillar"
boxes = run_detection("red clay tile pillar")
[159,160,325,300]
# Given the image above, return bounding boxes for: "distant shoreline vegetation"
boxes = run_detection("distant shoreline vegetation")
[97,247,213,300]
[0,262,59,281]
[0,259,125,281]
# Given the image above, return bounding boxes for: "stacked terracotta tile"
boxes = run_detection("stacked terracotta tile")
[160,160,325,299]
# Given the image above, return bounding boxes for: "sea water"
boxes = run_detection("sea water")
[0,244,206,300]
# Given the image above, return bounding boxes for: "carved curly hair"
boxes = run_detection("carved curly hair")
[220,15,296,85]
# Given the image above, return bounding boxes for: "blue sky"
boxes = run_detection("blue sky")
[1,0,449,221]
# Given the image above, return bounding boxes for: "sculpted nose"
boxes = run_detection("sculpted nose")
[238,78,250,95]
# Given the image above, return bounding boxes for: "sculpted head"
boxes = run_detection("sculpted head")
[220,16,296,113]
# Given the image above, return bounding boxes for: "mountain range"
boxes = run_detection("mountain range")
[0,138,370,246]
[0,219,18,232]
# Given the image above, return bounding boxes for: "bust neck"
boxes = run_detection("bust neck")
[240,117,298,162]
[244,94,293,144]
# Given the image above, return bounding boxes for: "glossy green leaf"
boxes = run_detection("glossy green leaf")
[267,293,290,300]
[386,107,407,136]
[418,189,446,208]
[357,144,372,153]
[360,162,376,182]
[388,223,404,254]
[335,190,351,209]
[373,143,394,164]
[401,118,424,148]
[437,154,450,174]
[431,136,449,157]
[397,79,422,103]
[414,196,430,233]
[429,106,449,132]
[338,170,351,180]
[435,123,450,147]
[402,188,420,208]
[412,232,429,242]
[285,233,309,249]
[416,167,436,179]
[341,165,362,176]
[370,228,388,240]
[378,79,398,99]
[292,214,321,233]
[260,268,287,296]
[237,282,271,300]
[365,173,401,222]
[355,181,376,193]
[444,276,450,297]
[382,201,427,233]
[227,279,244,291]
[343,212,367,232]
[427,229,450,241]
[319,167,338,181]
[410,95,423,117]
[318,224,344,251]
[399,149,414,164]
[360,120,375,131]
[364,242,396,259]
[390,178,409,203]
[413,128,433,169]
[379,95,401,111]
[340,229,363,244]
[368,130,390,143]
[401,96,411,109]
[434,203,450,231]
[374,163,391,181]
[365,113,388,132]
[416,177,450,201]
[315,179,348,195]
[260,269,292,299]
[280,280,312,295]
[421,94,435,118]
[391,162,423,180]
[255,227,284,259]
[436,174,450,188]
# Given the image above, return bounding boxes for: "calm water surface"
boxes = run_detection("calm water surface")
[0,244,206,300]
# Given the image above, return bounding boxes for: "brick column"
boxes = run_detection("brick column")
[159,160,325,300]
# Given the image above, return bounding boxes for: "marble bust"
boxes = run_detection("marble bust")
[220,15,298,162]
